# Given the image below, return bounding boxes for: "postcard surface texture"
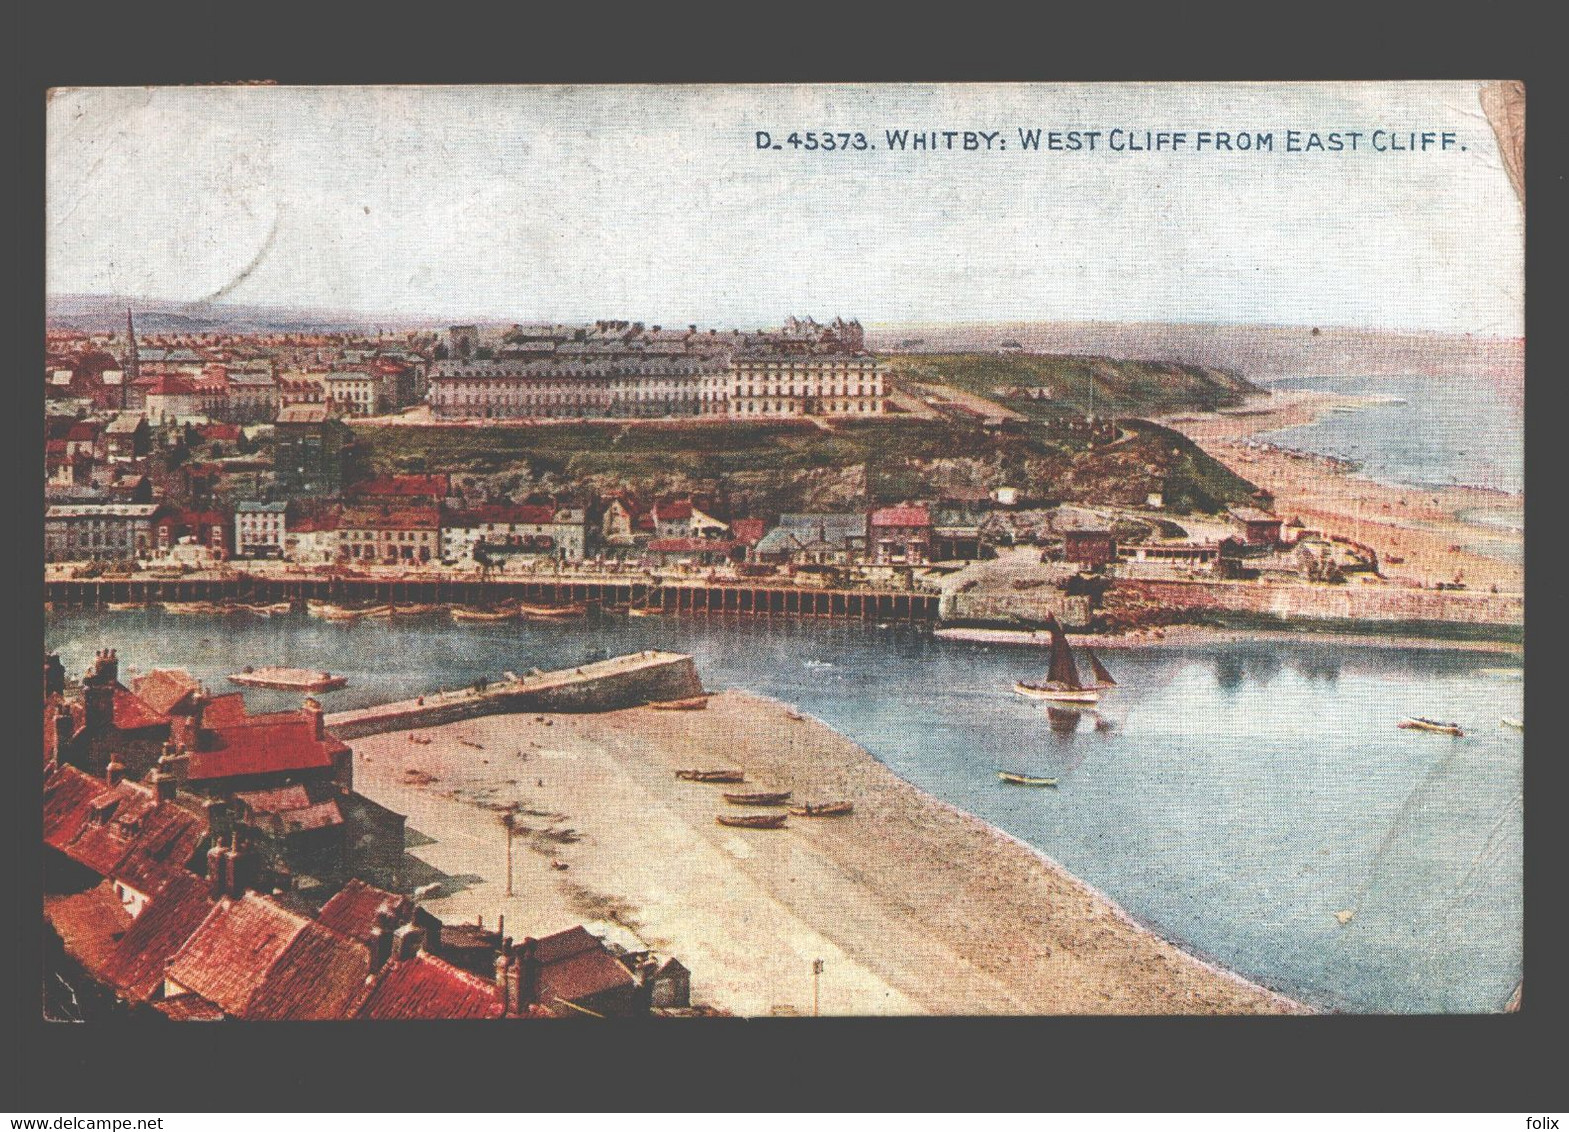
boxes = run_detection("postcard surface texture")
[43,82,1523,1018]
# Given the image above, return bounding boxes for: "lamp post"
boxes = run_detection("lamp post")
[812,958,824,1017]
[501,809,517,897]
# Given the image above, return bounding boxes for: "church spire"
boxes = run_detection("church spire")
[123,307,140,410]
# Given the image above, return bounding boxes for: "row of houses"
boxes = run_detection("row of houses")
[47,320,429,423]
[43,648,693,1020]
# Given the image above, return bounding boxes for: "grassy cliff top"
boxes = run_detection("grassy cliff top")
[890,352,1261,418]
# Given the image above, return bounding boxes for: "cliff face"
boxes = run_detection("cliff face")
[360,416,1258,519]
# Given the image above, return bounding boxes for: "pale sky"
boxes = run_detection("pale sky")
[47,83,1523,335]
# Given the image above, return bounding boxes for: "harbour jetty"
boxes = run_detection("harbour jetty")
[46,574,945,624]
[323,649,702,739]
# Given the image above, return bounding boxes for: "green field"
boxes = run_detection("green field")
[890,352,1260,418]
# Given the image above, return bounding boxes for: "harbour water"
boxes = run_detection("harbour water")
[1259,374,1524,497]
[45,609,1524,1014]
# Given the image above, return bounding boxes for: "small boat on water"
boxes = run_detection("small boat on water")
[789,801,854,817]
[1398,717,1464,737]
[391,603,446,616]
[162,601,225,615]
[245,602,294,616]
[228,666,348,692]
[1501,717,1523,731]
[308,600,369,621]
[716,813,789,830]
[998,771,1059,787]
[106,601,150,611]
[517,602,588,620]
[451,605,517,622]
[676,769,746,783]
[649,695,711,711]
[1013,615,1116,704]
[723,791,792,806]
[627,606,663,618]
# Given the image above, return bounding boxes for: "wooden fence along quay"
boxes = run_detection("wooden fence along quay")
[45,575,945,624]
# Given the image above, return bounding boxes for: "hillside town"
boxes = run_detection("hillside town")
[41,312,1523,1021]
[44,311,1472,631]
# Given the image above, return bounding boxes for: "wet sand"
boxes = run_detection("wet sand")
[1159,394,1523,595]
[351,692,1304,1016]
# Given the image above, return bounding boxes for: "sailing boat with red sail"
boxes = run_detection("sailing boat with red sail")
[1012,615,1116,704]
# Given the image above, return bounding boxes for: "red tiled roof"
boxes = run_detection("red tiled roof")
[45,884,132,986]
[653,500,693,521]
[339,503,441,531]
[144,375,197,396]
[531,926,636,1006]
[355,952,505,1020]
[98,868,215,1002]
[351,474,450,499]
[152,993,226,1021]
[532,925,601,965]
[113,686,172,732]
[67,422,100,441]
[43,764,101,843]
[47,777,205,885]
[316,878,412,945]
[446,503,558,527]
[234,784,314,814]
[198,423,241,442]
[132,669,201,717]
[730,518,768,545]
[869,505,931,528]
[164,894,312,1016]
[243,921,371,1021]
[199,693,250,726]
[186,716,340,782]
[289,507,340,533]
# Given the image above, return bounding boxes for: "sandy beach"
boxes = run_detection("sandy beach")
[350,691,1303,1016]
[1160,392,1523,595]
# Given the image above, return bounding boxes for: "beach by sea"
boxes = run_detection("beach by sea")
[351,691,1304,1016]
[1159,392,1523,595]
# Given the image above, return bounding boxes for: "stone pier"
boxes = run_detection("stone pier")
[323,650,703,740]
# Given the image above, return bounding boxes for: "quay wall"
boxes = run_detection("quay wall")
[323,651,703,741]
[1113,578,1523,630]
[943,591,1093,628]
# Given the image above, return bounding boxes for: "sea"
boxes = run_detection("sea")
[1258,374,1525,498]
[45,609,1524,1015]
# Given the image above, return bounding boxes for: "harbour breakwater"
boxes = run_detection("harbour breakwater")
[323,649,703,740]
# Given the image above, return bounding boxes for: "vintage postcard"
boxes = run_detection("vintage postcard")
[42,82,1523,1019]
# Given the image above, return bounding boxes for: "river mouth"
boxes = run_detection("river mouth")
[45,608,1523,1014]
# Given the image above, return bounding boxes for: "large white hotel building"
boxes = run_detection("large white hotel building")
[427,318,887,421]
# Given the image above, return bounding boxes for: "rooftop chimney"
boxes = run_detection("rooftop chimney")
[516,937,542,1012]
[43,653,65,698]
[206,837,228,899]
[392,922,425,962]
[105,758,125,787]
[494,950,513,1015]
[302,697,324,740]
[53,706,76,761]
